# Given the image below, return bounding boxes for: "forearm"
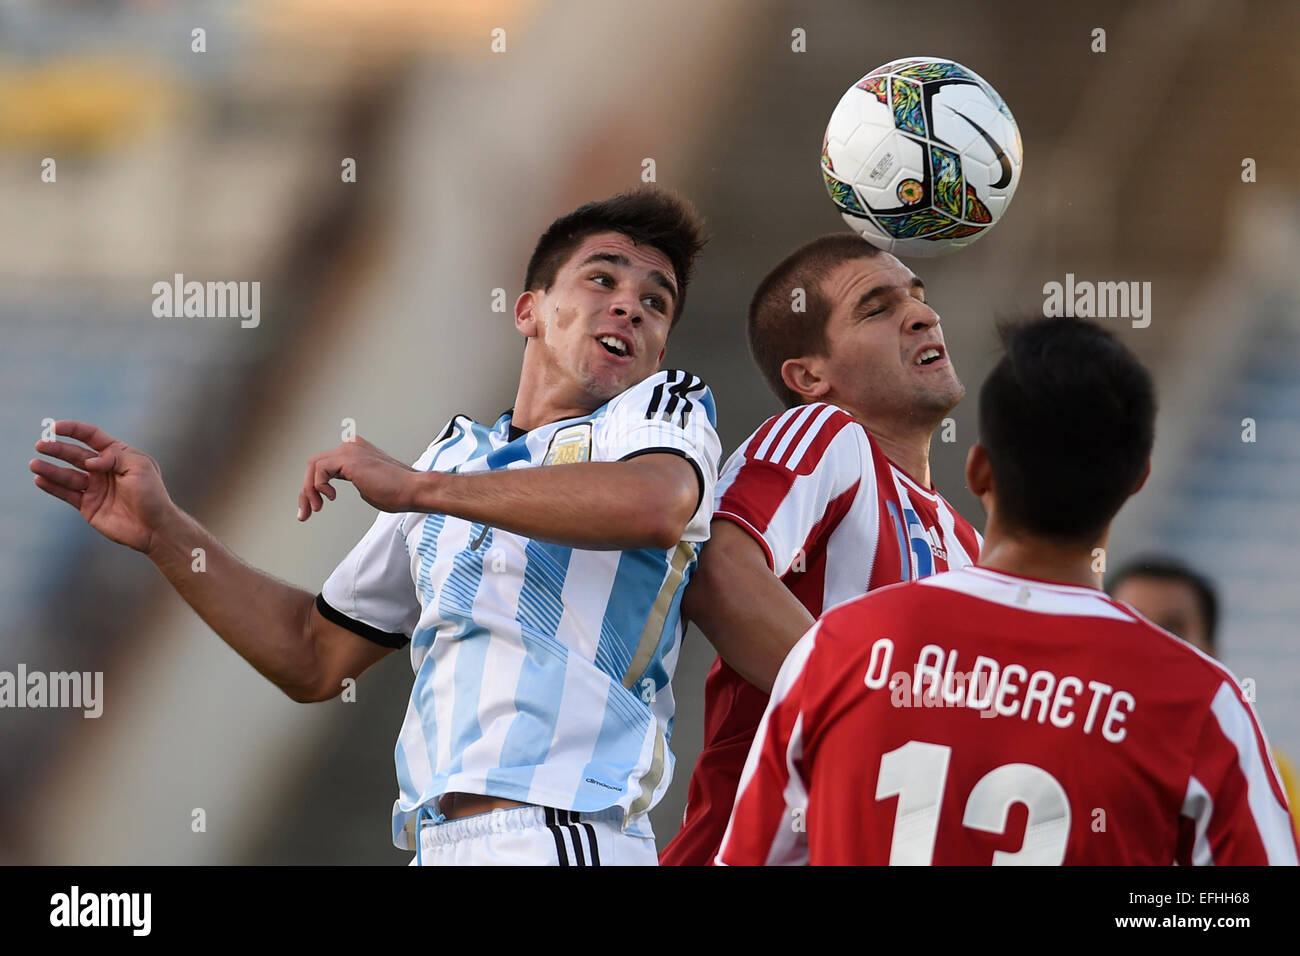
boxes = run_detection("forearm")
[411,457,696,551]
[145,505,321,697]
[689,577,813,694]
[684,522,815,694]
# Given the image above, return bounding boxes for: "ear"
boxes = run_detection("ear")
[780,356,830,402]
[515,291,540,339]
[656,344,666,366]
[965,443,992,498]
[1131,457,1152,495]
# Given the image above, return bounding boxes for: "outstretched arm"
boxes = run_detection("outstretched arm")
[296,436,701,551]
[31,421,393,703]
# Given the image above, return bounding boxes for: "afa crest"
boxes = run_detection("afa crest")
[543,423,592,466]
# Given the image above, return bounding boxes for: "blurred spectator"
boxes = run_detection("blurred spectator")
[1110,556,1300,834]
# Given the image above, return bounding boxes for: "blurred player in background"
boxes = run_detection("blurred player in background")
[1109,556,1300,834]
[719,317,1299,865]
[661,233,980,866]
[30,188,721,866]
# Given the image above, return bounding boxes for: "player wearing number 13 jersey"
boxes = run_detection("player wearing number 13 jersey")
[718,318,1299,865]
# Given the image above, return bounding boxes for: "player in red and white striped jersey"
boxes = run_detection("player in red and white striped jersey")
[718,317,1299,866]
[661,234,980,865]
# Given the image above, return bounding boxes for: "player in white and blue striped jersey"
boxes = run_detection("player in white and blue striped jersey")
[33,187,715,866]
[319,366,718,865]
[303,189,719,864]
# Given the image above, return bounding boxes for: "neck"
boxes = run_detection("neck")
[511,358,597,432]
[978,521,1106,590]
[846,409,933,488]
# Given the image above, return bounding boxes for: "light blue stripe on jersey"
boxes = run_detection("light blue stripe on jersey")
[596,548,673,683]
[412,513,447,616]
[637,544,697,703]
[450,419,495,475]
[482,438,533,470]
[405,420,499,802]
[580,681,651,800]
[428,420,467,471]
[436,527,494,781]
[483,539,574,796]
[695,388,718,429]
[406,512,450,801]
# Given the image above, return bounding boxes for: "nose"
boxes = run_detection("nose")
[610,298,642,325]
[907,300,941,331]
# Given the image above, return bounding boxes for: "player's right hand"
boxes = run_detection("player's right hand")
[29,421,175,554]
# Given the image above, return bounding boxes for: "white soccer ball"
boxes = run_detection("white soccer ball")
[821,56,1023,257]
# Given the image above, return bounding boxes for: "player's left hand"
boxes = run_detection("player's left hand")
[298,436,418,521]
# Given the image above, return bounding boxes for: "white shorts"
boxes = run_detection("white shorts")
[410,805,657,866]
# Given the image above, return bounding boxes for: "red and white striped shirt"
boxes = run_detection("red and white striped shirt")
[717,567,1300,865]
[660,402,981,866]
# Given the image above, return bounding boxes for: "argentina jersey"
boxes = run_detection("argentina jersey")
[318,369,721,850]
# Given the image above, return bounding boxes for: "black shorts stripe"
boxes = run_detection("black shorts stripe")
[544,807,570,866]
[562,810,587,867]
[581,820,601,866]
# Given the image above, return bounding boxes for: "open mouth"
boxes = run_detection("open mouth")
[597,334,631,358]
[915,347,945,367]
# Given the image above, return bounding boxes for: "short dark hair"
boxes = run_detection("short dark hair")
[979,316,1156,542]
[748,233,883,408]
[523,187,707,327]
[1107,556,1220,650]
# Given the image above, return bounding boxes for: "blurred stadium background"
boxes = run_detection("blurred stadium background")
[2,0,1298,863]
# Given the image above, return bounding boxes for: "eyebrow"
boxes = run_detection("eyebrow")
[580,252,678,303]
[854,277,926,312]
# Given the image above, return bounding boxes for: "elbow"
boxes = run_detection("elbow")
[282,685,317,704]
[627,456,700,550]
[648,520,686,551]
[646,499,695,550]
[281,676,334,704]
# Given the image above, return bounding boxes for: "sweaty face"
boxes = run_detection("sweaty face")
[523,231,677,407]
[1112,577,1214,656]
[815,253,964,427]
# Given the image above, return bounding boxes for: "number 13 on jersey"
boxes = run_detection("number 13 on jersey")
[876,741,1071,865]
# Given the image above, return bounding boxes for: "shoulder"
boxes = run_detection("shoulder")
[413,413,484,471]
[1119,605,1250,693]
[823,578,922,627]
[606,368,715,427]
[736,402,863,475]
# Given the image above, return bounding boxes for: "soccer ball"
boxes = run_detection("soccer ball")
[821,56,1023,257]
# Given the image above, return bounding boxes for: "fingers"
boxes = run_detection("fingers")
[32,473,84,508]
[299,460,319,520]
[83,448,120,472]
[299,455,339,521]
[35,427,123,474]
[298,462,313,521]
[33,438,96,469]
[312,460,338,506]
[52,421,119,453]
[29,457,90,492]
